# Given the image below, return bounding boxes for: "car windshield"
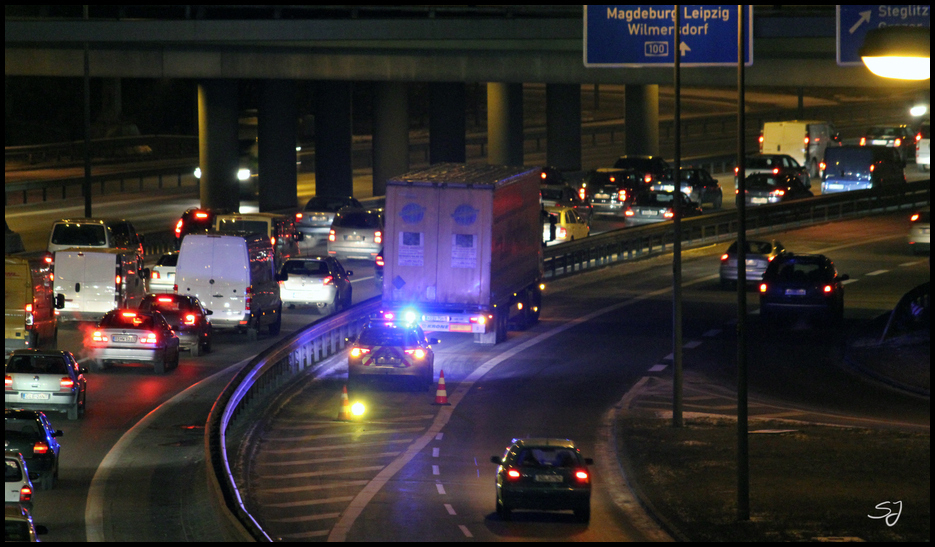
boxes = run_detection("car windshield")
[217,219,268,235]
[358,324,421,346]
[515,447,581,468]
[140,297,192,313]
[50,223,107,246]
[747,156,789,169]
[334,211,381,229]
[867,127,902,138]
[156,254,178,267]
[727,241,776,255]
[746,175,788,188]
[634,192,676,206]
[304,197,352,212]
[6,355,68,375]
[540,188,565,201]
[772,260,829,283]
[4,418,41,436]
[101,312,154,329]
[5,458,24,482]
[590,171,638,187]
[283,260,329,276]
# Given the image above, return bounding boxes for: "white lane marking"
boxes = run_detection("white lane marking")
[436,483,446,495]
[444,504,456,515]
[269,512,341,523]
[266,495,356,509]
[435,432,443,441]
[258,451,401,467]
[648,364,668,372]
[703,329,721,337]
[899,261,922,267]
[866,269,888,276]
[432,447,440,457]
[350,276,375,284]
[257,480,369,495]
[459,525,473,538]
[257,465,386,480]
[684,340,702,349]
[432,465,440,475]
[842,278,860,285]
[662,353,674,361]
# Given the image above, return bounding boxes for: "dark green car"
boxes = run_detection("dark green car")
[491,438,593,522]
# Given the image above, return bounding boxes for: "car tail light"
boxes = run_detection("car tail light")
[350,347,371,358]
[540,171,547,180]
[194,211,209,219]
[768,255,776,262]
[758,133,764,150]
[329,229,336,242]
[92,331,105,343]
[470,315,487,325]
[823,285,833,293]
[506,469,521,480]
[734,166,739,175]
[894,138,901,148]
[376,255,385,267]
[772,167,780,175]
[245,286,252,312]
[152,271,161,280]
[625,209,634,217]
[721,254,729,262]
[140,332,158,345]
[643,173,652,184]
[759,283,767,293]
[578,187,587,201]
[860,137,867,146]
[617,189,627,202]
[375,230,383,245]
[295,212,303,220]
[382,311,395,320]
[820,161,826,172]
[664,210,674,219]
[175,219,184,237]
[771,189,785,197]
[917,132,923,143]
[405,348,426,359]
[60,377,75,390]
[869,164,875,173]
[5,375,12,390]
[911,213,920,222]
[557,226,567,239]
[323,276,333,286]
[804,135,810,146]
[575,470,589,482]
[184,314,197,326]
[33,442,50,455]
[116,274,122,285]
[20,485,32,504]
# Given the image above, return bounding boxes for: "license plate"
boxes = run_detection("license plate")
[345,235,363,241]
[534,474,563,483]
[594,193,610,200]
[657,184,675,192]
[745,259,759,266]
[785,288,807,296]
[642,210,657,216]
[113,335,137,343]
[22,393,50,400]
[424,315,448,322]
[449,324,472,333]
[752,197,768,204]
[871,139,887,145]
[376,357,400,365]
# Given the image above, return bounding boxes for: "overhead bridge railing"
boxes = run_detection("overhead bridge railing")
[543,180,931,280]
[204,297,382,542]
[203,180,927,540]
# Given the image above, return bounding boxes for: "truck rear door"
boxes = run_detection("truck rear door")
[386,186,440,304]
[434,187,489,307]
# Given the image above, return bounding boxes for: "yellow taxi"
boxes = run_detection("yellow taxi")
[542,205,590,246]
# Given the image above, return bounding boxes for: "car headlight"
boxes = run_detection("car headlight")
[237,168,251,181]
[194,167,202,179]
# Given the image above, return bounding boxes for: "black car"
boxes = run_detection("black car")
[820,145,906,193]
[4,409,62,490]
[491,438,594,522]
[861,125,914,162]
[738,154,809,186]
[539,166,568,186]
[173,208,232,249]
[624,190,703,226]
[347,319,438,389]
[374,247,384,290]
[613,155,671,186]
[586,168,643,215]
[653,167,723,210]
[743,173,813,206]
[138,294,213,357]
[295,195,363,246]
[759,253,849,325]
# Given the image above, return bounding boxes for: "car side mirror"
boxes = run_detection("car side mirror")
[55,293,65,310]
[490,456,502,464]
[838,274,850,282]
[205,309,213,316]
[585,457,594,465]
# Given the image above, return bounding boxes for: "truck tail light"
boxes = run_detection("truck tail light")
[25,304,34,327]
[617,189,627,202]
[60,377,75,390]
[245,286,253,311]
[470,315,486,325]
[375,255,384,267]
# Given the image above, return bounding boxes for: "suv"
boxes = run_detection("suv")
[613,155,671,186]
[586,168,643,215]
[653,167,723,210]
[47,218,144,258]
[820,145,905,193]
[861,125,914,163]
[173,207,232,249]
[737,154,809,186]
[327,208,384,261]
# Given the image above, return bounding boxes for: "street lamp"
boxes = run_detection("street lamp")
[860,26,930,80]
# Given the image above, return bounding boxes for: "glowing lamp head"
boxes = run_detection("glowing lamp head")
[351,401,366,417]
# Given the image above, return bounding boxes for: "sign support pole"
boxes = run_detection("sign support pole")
[672,6,683,428]
[736,3,750,523]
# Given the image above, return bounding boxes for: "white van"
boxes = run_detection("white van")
[47,218,144,258]
[175,233,282,341]
[760,121,840,178]
[52,249,149,322]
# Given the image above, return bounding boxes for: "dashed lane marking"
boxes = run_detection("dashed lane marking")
[269,512,341,524]
[436,483,446,495]
[684,340,702,349]
[459,525,473,538]
[703,329,721,337]
[265,495,356,509]
[432,447,440,457]
[648,364,668,372]
[866,269,888,276]
[257,480,369,495]
[432,465,440,475]
[263,426,425,442]
[444,504,456,515]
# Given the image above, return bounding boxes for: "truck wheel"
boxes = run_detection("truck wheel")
[67,402,79,421]
[190,341,201,357]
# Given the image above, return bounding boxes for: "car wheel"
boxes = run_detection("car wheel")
[268,306,283,335]
[154,355,166,375]
[39,469,55,491]
[496,497,511,521]
[190,341,201,357]
[574,505,591,523]
[67,401,79,421]
[713,194,723,210]
[247,313,260,342]
[203,333,212,354]
[80,390,87,416]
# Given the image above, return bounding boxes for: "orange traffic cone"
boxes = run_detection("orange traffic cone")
[432,370,451,406]
[337,384,352,420]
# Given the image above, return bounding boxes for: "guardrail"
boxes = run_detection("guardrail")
[205,180,929,541]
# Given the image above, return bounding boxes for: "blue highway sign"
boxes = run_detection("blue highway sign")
[584,5,752,67]
[837,5,930,66]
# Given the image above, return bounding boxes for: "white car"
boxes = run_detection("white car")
[916,121,930,172]
[277,257,353,314]
[148,251,178,294]
[4,452,35,511]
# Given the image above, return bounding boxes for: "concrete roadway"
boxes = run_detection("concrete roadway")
[238,212,929,542]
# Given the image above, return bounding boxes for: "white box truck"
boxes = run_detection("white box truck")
[760,120,840,178]
[381,163,544,345]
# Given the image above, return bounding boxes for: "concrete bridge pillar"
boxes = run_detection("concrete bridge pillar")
[372,81,409,198]
[487,82,524,166]
[197,79,240,212]
[546,83,582,171]
[315,81,353,198]
[258,79,297,212]
[625,84,659,157]
[429,82,466,164]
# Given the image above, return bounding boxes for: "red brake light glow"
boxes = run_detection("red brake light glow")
[194,211,209,219]
[376,255,385,267]
[860,137,867,146]
[140,332,158,345]
[20,485,32,503]
[617,189,627,202]
[350,347,371,358]
[184,314,197,326]
[644,173,652,184]
[507,469,521,480]
[5,375,11,390]
[625,209,634,217]
[121,312,137,318]
[575,470,589,481]
[664,210,674,219]
[295,213,303,220]
[759,283,767,293]
[33,442,50,455]
[175,219,183,236]
[405,348,426,359]
[375,230,383,245]
[329,229,336,242]
[721,254,729,262]
[823,285,833,293]
[911,213,920,222]
[322,276,333,286]
[894,138,901,148]
[60,377,75,390]
[772,167,780,175]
